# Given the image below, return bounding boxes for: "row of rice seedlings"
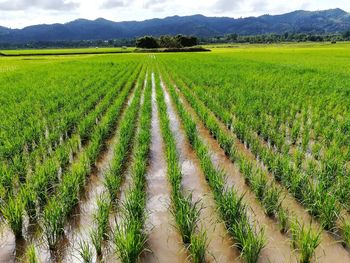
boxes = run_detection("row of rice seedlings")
[104,71,146,204]
[40,68,145,251]
[27,76,110,170]
[0,64,130,191]
[85,70,148,261]
[183,78,342,233]
[113,70,152,263]
[155,72,207,262]
[163,69,322,262]
[0,67,104,166]
[0,64,140,221]
[162,72,265,263]
[0,66,143,241]
[227,100,342,233]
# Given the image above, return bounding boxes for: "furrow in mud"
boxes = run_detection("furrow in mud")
[161,78,241,263]
[1,74,140,263]
[171,82,297,263]
[141,73,186,263]
[173,78,350,263]
[58,80,141,263]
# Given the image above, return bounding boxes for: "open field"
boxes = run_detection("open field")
[1,43,350,262]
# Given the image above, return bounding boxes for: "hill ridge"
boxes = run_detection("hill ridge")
[0,8,349,43]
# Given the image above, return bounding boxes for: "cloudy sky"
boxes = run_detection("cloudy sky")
[0,0,349,28]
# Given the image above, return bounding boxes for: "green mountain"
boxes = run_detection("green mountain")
[1,8,349,43]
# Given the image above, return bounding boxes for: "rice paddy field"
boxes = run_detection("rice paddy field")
[1,42,350,263]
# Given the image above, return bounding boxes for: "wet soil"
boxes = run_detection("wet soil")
[179,83,350,263]
[0,80,139,263]
[141,73,187,263]
[173,84,297,263]
[161,78,241,263]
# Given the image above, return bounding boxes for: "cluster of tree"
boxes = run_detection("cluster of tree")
[200,31,350,44]
[136,35,198,49]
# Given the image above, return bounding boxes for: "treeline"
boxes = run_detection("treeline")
[0,35,198,49]
[2,31,350,49]
[201,31,350,44]
[136,35,198,49]
[0,39,135,49]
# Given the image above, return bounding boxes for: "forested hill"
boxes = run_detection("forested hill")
[0,8,349,43]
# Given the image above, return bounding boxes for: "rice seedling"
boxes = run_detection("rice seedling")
[21,186,37,219]
[290,220,321,263]
[23,244,38,263]
[250,171,268,202]
[341,220,350,247]
[171,194,201,244]
[239,222,265,263]
[90,228,103,257]
[77,240,93,263]
[113,219,147,263]
[277,207,290,233]
[1,195,24,238]
[262,184,283,217]
[42,198,65,250]
[188,230,208,263]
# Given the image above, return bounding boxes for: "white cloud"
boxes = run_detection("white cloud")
[0,0,79,11]
[0,0,349,28]
[100,0,132,9]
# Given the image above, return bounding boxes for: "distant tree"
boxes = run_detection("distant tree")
[343,30,350,39]
[136,36,159,48]
[175,35,198,47]
[159,35,180,48]
[228,33,238,41]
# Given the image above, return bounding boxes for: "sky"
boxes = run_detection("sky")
[0,0,349,29]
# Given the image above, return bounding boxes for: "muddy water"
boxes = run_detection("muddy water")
[0,81,139,263]
[109,76,147,233]
[55,81,141,263]
[174,86,297,263]
[183,86,350,262]
[234,123,350,262]
[161,80,241,263]
[0,229,18,263]
[141,73,187,263]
